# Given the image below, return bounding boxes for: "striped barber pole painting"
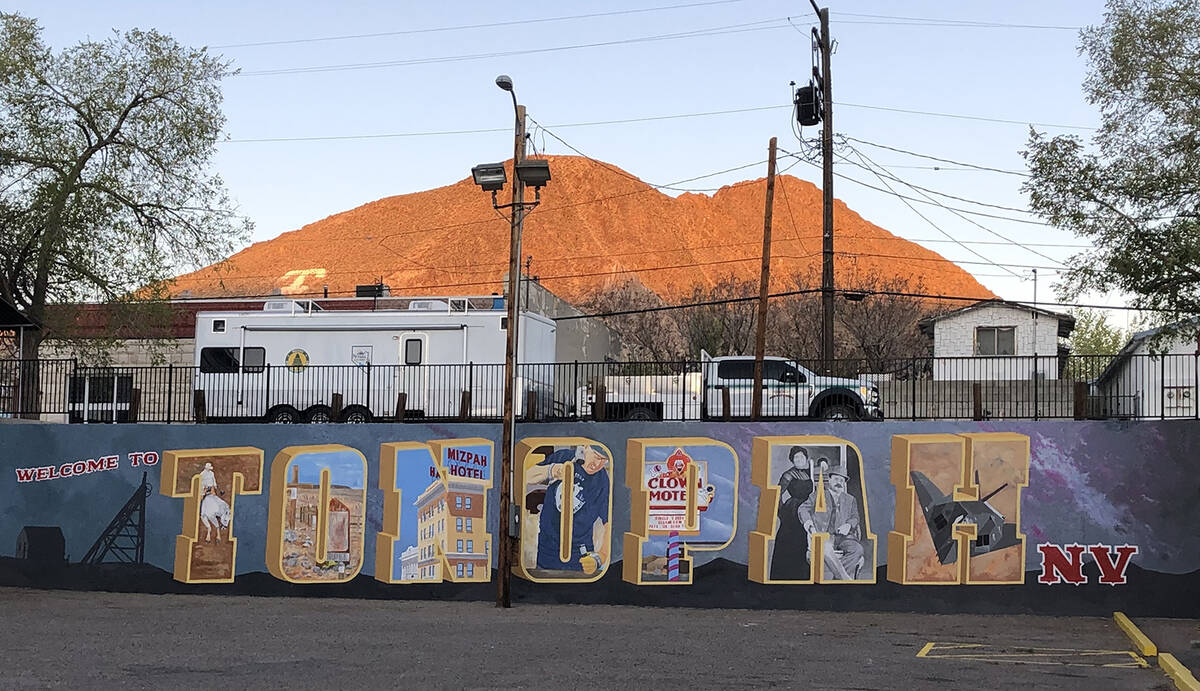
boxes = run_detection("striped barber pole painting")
[667,530,681,581]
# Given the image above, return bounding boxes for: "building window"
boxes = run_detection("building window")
[467,563,475,577]
[457,539,463,552]
[976,326,1016,356]
[456,517,463,531]
[456,563,464,577]
[404,338,423,365]
[466,540,473,553]
[465,518,473,532]
[464,496,472,510]
[455,496,462,509]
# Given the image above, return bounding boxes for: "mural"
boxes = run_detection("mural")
[1,421,1197,616]
[749,436,877,584]
[887,433,1029,585]
[265,445,367,583]
[161,447,263,583]
[515,437,613,583]
[375,439,493,583]
[624,437,737,585]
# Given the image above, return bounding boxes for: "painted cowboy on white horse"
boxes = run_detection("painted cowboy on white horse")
[198,462,231,543]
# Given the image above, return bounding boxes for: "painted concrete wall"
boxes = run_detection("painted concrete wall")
[931,305,1063,380]
[1,420,1196,615]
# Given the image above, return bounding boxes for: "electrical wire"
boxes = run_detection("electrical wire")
[800,149,1023,278]
[834,101,1095,131]
[223,104,791,143]
[554,288,1158,322]
[237,18,791,77]
[845,146,1067,268]
[842,136,1031,176]
[211,0,745,49]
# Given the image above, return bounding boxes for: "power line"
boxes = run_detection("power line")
[223,104,790,143]
[846,147,1066,269]
[842,135,1031,176]
[833,14,1082,31]
[237,18,790,77]
[211,0,744,49]
[835,101,1095,131]
[818,150,1023,279]
[555,287,1160,322]
[795,157,1068,227]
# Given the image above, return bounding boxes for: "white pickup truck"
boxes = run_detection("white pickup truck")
[575,351,883,421]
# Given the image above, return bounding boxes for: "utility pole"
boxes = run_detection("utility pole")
[497,103,526,609]
[752,137,778,420]
[813,0,835,371]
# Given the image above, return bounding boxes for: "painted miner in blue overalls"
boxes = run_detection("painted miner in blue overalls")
[534,445,611,574]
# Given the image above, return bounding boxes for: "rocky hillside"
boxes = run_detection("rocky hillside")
[169,155,995,304]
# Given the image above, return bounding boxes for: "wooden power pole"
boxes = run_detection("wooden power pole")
[752,137,778,420]
[815,2,835,371]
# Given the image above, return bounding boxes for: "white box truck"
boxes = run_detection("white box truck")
[575,351,883,421]
[193,298,556,423]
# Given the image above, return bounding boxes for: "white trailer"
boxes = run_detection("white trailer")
[194,298,556,423]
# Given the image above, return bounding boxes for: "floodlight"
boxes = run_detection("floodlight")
[515,159,551,188]
[471,163,507,192]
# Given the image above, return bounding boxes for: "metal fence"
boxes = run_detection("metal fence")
[1,353,1198,423]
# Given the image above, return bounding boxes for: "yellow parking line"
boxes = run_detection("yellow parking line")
[1159,653,1200,691]
[1114,612,1158,657]
[916,642,936,658]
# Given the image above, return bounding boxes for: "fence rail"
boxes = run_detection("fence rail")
[0,353,1196,423]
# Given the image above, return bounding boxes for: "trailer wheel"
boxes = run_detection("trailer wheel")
[304,405,333,424]
[819,403,859,421]
[340,405,373,424]
[267,405,301,424]
[625,406,658,421]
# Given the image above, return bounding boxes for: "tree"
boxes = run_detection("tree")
[835,273,932,372]
[575,278,684,361]
[1066,308,1133,379]
[1022,0,1200,339]
[672,275,758,358]
[0,13,249,360]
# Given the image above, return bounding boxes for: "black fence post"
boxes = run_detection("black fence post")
[395,392,407,421]
[595,383,607,421]
[193,389,207,424]
[1074,381,1087,420]
[971,383,983,421]
[166,364,174,423]
[910,359,917,421]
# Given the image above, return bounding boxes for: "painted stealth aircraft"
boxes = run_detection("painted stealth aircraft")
[911,470,1019,565]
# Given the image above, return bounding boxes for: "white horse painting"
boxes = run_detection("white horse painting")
[200,493,231,543]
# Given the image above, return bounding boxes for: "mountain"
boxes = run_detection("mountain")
[169,155,995,304]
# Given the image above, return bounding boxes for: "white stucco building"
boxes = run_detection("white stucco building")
[918,300,1075,381]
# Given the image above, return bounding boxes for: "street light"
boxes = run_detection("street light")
[470,75,550,609]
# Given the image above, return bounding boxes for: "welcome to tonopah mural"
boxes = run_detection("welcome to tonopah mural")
[2,421,1197,616]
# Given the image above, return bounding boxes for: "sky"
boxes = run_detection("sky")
[9,1,1130,327]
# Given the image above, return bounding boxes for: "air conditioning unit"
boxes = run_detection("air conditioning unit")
[356,284,389,298]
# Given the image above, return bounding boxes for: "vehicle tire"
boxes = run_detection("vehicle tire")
[819,403,859,421]
[266,405,302,424]
[339,405,373,424]
[304,405,333,424]
[624,406,658,421]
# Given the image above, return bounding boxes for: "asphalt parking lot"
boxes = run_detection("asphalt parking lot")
[1,588,1190,690]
